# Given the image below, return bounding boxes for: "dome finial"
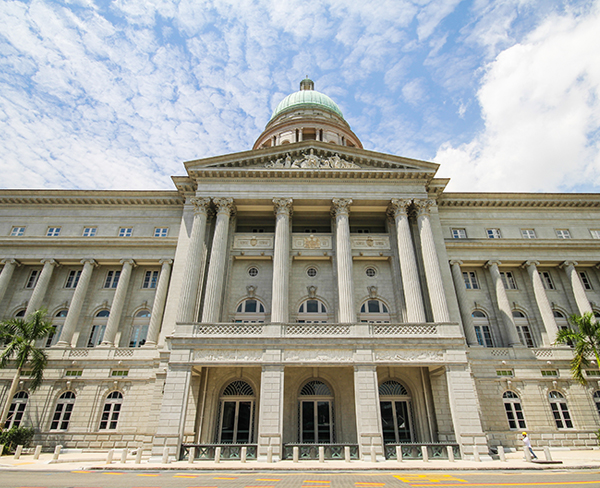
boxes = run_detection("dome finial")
[300,77,314,91]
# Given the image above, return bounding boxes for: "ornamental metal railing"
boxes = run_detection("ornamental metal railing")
[384,443,461,460]
[282,443,359,460]
[180,443,257,461]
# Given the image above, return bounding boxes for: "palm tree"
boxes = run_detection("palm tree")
[0,309,54,429]
[554,312,600,385]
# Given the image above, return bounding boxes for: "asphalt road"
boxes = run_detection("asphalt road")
[1,470,600,488]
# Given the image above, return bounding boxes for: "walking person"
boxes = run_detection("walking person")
[522,432,537,460]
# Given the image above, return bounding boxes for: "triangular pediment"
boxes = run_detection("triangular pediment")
[183,141,439,175]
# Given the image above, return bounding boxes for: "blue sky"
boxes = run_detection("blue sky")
[0,0,599,192]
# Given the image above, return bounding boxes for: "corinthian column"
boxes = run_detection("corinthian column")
[271,198,292,323]
[56,259,97,347]
[201,198,235,323]
[485,260,521,346]
[388,199,426,322]
[523,261,559,345]
[449,260,479,346]
[25,259,58,316]
[0,259,19,305]
[332,198,356,323]
[176,197,211,323]
[145,259,173,346]
[101,259,135,346]
[560,261,593,315]
[414,200,450,322]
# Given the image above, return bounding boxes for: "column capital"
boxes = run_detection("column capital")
[80,258,98,267]
[331,198,352,217]
[484,260,501,269]
[522,260,540,269]
[414,199,436,216]
[189,197,211,215]
[1,258,20,266]
[120,258,136,267]
[212,197,235,216]
[273,197,293,216]
[449,259,464,267]
[560,260,578,269]
[159,258,173,266]
[387,198,412,218]
[40,258,59,267]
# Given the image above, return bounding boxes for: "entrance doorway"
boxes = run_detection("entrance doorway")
[218,380,254,444]
[299,380,334,443]
[379,380,414,443]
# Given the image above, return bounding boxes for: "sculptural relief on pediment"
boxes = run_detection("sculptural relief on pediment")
[265,149,360,169]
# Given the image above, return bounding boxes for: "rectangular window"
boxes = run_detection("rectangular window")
[486,228,502,239]
[142,270,159,289]
[586,370,600,377]
[496,370,514,377]
[580,271,593,290]
[556,229,571,239]
[521,229,536,239]
[10,226,25,236]
[20,370,33,377]
[462,271,480,290]
[26,269,40,288]
[590,230,600,239]
[104,270,121,289]
[118,227,133,237]
[500,271,518,290]
[474,325,493,347]
[541,271,555,290]
[111,370,129,377]
[87,325,106,347]
[541,370,558,377]
[64,370,83,377]
[129,325,148,347]
[82,227,97,237]
[154,227,168,237]
[451,228,467,239]
[46,227,61,237]
[65,270,82,289]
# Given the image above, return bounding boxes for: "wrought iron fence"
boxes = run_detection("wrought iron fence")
[180,444,257,461]
[384,443,461,460]
[282,444,359,460]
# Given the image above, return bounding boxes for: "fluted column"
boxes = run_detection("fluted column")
[56,259,97,347]
[0,259,19,305]
[25,259,58,316]
[485,260,521,346]
[560,261,593,315]
[176,198,211,323]
[388,199,426,322]
[201,198,235,323]
[101,259,135,346]
[415,200,450,322]
[332,198,356,323]
[145,259,173,346]
[271,198,292,323]
[449,260,479,346]
[524,261,559,345]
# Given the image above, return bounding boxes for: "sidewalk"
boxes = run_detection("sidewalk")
[1,448,599,471]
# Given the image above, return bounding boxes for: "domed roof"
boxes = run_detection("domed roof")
[270,79,344,121]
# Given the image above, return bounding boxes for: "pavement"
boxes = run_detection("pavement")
[1,448,600,472]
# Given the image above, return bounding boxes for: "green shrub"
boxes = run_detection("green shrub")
[0,426,35,454]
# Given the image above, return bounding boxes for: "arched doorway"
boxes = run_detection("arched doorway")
[379,380,414,443]
[218,381,254,444]
[298,380,334,443]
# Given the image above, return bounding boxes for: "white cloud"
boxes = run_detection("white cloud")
[436,2,600,192]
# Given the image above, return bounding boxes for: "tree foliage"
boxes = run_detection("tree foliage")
[554,312,600,385]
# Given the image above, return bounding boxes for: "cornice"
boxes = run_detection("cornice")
[439,193,600,208]
[445,238,600,252]
[0,190,183,206]
[0,237,178,248]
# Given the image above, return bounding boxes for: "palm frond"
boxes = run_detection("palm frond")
[28,348,48,391]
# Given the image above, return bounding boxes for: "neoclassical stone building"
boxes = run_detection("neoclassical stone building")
[1,78,600,461]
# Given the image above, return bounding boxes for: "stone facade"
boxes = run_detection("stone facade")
[1,80,600,461]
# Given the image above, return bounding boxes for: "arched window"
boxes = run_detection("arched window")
[359,300,390,323]
[46,309,68,347]
[554,310,569,330]
[513,311,535,347]
[4,391,28,429]
[218,381,254,444]
[594,391,600,417]
[130,310,150,347]
[99,391,123,430]
[299,380,334,443]
[379,380,413,443]
[234,299,266,323]
[50,391,76,431]
[88,310,109,348]
[15,309,25,318]
[297,300,328,323]
[503,391,526,430]
[472,311,493,347]
[549,391,573,429]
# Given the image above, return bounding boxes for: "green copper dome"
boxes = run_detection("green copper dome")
[270,79,344,121]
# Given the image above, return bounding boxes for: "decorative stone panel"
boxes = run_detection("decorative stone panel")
[233,234,274,250]
[374,349,444,362]
[350,234,390,250]
[291,234,333,250]
[284,349,354,362]
[194,349,263,362]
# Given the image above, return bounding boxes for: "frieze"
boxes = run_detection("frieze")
[375,350,444,362]
[292,234,333,250]
[233,234,274,250]
[265,150,360,170]
[284,349,354,363]
[194,349,263,362]
[350,235,390,250]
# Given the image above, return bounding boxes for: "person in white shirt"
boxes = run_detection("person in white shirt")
[522,432,537,460]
